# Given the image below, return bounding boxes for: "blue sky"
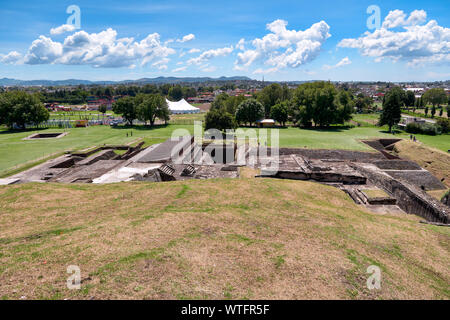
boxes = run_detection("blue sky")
[0,0,448,81]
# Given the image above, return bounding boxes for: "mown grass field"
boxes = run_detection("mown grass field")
[0,125,193,176]
[1,113,449,175]
[0,178,448,300]
[49,111,119,120]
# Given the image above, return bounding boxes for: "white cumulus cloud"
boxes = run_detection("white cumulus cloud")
[187,46,233,65]
[0,51,22,64]
[236,38,246,50]
[323,57,351,70]
[381,9,427,29]
[188,48,200,53]
[17,28,176,68]
[172,66,187,72]
[177,34,195,43]
[338,9,449,66]
[50,24,76,35]
[234,19,331,72]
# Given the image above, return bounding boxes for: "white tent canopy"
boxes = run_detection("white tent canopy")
[166,98,200,114]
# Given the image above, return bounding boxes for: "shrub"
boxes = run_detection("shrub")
[405,122,441,135]
[436,118,449,134]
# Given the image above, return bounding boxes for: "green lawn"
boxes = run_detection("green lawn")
[1,115,449,175]
[0,125,193,175]
[49,111,119,120]
[257,126,448,151]
[351,113,380,126]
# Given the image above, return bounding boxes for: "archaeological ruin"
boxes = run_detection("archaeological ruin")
[1,136,448,224]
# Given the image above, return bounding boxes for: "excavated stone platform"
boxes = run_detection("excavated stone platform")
[50,160,126,183]
[259,155,367,184]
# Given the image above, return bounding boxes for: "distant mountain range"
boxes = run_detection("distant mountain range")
[0,76,253,86]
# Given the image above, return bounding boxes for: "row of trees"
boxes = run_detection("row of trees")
[401,87,448,109]
[379,87,450,132]
[39,84,198,104]
[0,91,49,129]
[423,105,450,118]
[422,88,448,107]
[206,82,355,130]
[112,94,170,126]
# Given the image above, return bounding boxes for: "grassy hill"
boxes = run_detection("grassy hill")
[0,178,448,300]
[393,140,450,188]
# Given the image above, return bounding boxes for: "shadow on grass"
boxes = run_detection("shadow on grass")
[0,127,49,135]
[298,125,356,133]
[237,125,290,129]
[111,124,169,131]
[379,129,403,134]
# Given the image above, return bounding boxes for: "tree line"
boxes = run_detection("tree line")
[205,81,356,131]
[112,94,170,126]
[34,84,198,104]
[379,86,449,133]
[0,91,49,129]
[0,90,171,129]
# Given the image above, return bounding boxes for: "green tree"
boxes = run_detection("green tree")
[313,85,338,126]
[135,94,169,126]
[182,87,197,99]
[104,87,113,97]
[292,81,344,127]
[281,84,292,101]
[425,106,429,116]
[423,88,446,108]
[257,83,283,118]
[223,95,246,115]
[0,91,49,129]
[211,93,230,110]
[98,104,107,115]
[160,84,171,95]
[379,87,402,133]
[142,84,159,94]
[431,106,436,118]
[205,108,237,131]
[336,90,354,123]
[270,101,289,126]
[405,91,415,107]
[112,96,136,125]
[235,99,265,126]
[168,85,183,101]
[291,82,321,127]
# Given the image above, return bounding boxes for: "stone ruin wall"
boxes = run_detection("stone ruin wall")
[354,164,449,224]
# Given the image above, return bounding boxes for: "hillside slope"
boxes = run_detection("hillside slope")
[393,140,450,188]
[0,179,448,300]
